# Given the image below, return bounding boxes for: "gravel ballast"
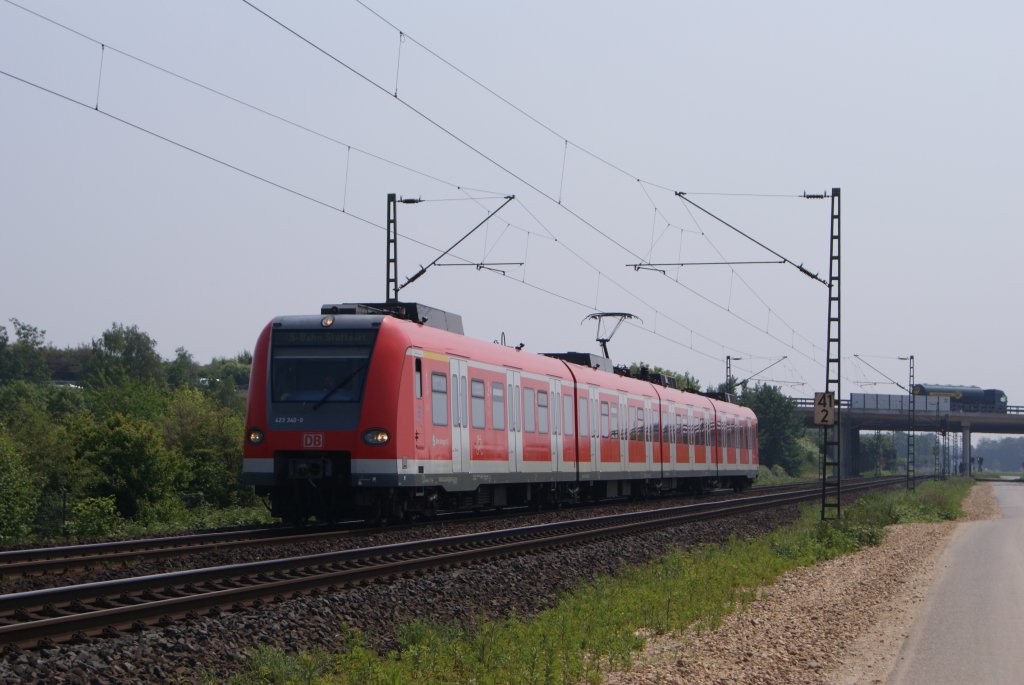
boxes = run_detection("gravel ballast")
[603,482,1000,685]
[0,500,801,683]
[0,481,957,684]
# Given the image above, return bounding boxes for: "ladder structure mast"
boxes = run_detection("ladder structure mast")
[907,356,916,489]
[386,193,398,302]
[821,188,842,520]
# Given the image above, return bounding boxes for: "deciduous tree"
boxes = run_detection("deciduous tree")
[0,319,50,382]
[85,323,165,387]
[0,432,39,543]
[741,383,806,475]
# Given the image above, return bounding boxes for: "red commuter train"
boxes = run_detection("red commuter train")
[242,302,759,522]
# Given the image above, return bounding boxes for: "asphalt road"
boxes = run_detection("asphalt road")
[888,481,1024,685]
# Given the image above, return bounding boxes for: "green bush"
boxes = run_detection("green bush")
[68,495,122,538]
[845,478,973,527]
[76,413,187,519]
[0,433,38,544]
[161,388,247,508]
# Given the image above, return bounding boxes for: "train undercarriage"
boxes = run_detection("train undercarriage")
[259,472,754,525]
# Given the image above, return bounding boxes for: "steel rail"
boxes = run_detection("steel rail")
[0,481,819,578]
[0,525,366,577]
[0,476,903,648]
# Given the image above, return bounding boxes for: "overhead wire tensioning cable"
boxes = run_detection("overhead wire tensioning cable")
[0,10,759,371]
[2,0,811,379]
[242,1,831,372]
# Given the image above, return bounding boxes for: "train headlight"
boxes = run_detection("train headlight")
[362,428,390,446]
[247,428,265,445]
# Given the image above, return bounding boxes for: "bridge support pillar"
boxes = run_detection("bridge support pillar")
[841,425,860,477]
[962,423,972,476]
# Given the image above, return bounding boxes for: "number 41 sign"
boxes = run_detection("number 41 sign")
[814,392,836,426]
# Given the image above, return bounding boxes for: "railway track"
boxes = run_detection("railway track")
[0,524,356,579]
[0,476,902,649]
[0,480,818,579]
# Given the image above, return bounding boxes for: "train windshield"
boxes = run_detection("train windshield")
[270,329,377,405]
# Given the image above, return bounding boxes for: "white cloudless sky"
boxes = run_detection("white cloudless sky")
[2,0,1022,412]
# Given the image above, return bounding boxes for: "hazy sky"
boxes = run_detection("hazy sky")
[2,1,1022,411]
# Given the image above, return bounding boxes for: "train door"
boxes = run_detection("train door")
[711,410,721,479]
[550,379,563,473]
[588,387,600,473]
[644,399,654,467]
[704,409,712,466]
[683,409,693,465]
[450,359,469,474]
[627,398,644,465]
[663,403,674,466]
[413,356,426,456]
[618,398,627,466]
[727,417,737,465]
[576,391,591,467]
[507,370,522,473]
[564,390,580,467]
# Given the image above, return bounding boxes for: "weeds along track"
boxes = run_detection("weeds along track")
[0,477,902,650]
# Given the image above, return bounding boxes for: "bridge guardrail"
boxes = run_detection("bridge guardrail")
[791,398,1024,415]
[792,398,849,409]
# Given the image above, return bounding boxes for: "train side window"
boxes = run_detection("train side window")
[577,397,589,438]
[508,384,513,431]
[538,390,549,434]
[523,388,536,433]
[637,408,645,442]
[431,373,448,426]
[471,379,486,429]
[563,394,574,436]
[451,374,460,428]
[461,375,468,429]
[600,401,609,438]
[610,402,618,438]
[492,382,505,430]
[515,384,521,432]
[415,358,422,399]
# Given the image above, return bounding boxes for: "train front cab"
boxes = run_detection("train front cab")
[243,314,408,522]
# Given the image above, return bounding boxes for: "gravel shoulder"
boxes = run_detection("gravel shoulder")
[604,482,1001,685]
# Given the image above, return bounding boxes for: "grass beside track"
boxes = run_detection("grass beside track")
[222,478,974,685]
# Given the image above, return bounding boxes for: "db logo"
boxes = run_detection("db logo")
[302,433,325,449]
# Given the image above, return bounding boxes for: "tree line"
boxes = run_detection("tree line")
[0,319,256,544]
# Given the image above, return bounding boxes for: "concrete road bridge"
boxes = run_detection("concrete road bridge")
[793,397,1024,476]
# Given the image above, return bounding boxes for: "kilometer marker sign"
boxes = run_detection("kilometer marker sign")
[814,392,836,426]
